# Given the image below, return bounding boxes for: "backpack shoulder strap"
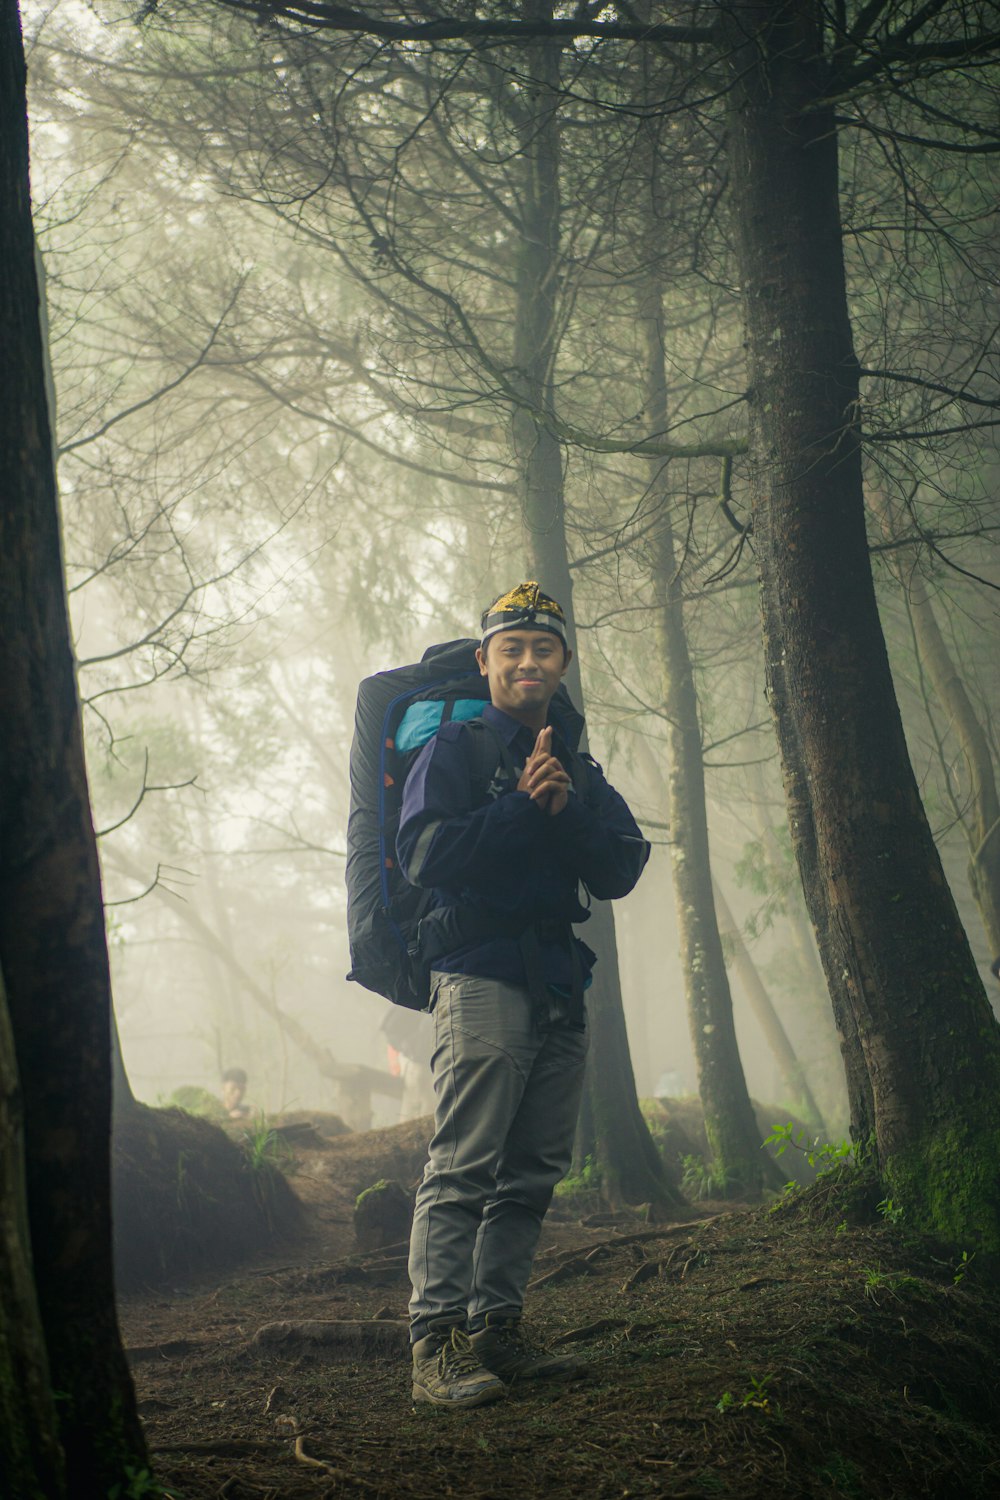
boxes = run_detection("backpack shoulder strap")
[460,718,591,805]
[568,748,594,803]
[460,717,517,805]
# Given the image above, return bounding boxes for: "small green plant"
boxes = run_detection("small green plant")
[953,1249,975,1286]
[876,1196,904,1225]
[355,1178,393,1209]
[861,1267,924,1301]
[241,1115,291,1174]
[681,1154,736,1200]
[765,1121,856,1175]
[815,1452,862,1497]
[554,1153,602,1200]
[716,1373,773,1414]
[107,1464,169,1500]
[767,1177,801,1213]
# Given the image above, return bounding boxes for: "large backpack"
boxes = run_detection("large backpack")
[345,638,585,1010]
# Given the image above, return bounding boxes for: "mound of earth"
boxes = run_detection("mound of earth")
[120,1156,1000,1500]
[279,1096,817,1235]
[113,1103,302,1291]
[269,1109,352,1140]
[316,1114,434,1192]
[282,1114,434,1243]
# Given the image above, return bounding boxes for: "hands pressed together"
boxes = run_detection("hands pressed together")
[516,726,571,816]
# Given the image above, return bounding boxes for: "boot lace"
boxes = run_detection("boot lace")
[438,1327,485,1378]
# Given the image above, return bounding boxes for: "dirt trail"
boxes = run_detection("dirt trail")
[120,1123,1000,1500]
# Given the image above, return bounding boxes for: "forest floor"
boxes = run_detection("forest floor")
[119,1115,1000,1500]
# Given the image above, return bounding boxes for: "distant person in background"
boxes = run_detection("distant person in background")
[382,1007,436,1122]
[221,1066,252,1119]
[654,1068,686,1100]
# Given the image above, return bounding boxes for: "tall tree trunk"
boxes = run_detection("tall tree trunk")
[0,966,65,1499]
[722,0,1000,1245]
[0,0,148,1485]
[508,5,676,1209]
[711,881,826,1135]
[642,284,780,1196]
[746,761,846,1130]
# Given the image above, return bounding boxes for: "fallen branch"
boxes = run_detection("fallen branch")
[252,1318,410,1354]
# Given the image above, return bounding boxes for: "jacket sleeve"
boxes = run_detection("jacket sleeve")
[547,758,650,899]
[396,724,547,893]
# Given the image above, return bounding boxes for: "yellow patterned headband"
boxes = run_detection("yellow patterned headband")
[480,581,567,645]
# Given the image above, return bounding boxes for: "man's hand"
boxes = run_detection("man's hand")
[517,726,571,816]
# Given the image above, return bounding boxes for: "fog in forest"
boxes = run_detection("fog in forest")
[22,0,999,1139]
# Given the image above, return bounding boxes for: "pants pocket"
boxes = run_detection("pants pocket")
[427,971,451,1013]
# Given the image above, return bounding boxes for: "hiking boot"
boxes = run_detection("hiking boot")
[469,1316,582,1383]
[411,1322,505,1409]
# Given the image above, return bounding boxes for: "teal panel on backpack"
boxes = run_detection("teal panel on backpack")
[395,698,484,753]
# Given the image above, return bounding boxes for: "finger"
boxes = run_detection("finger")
[531,766,570,787]
[526,759,568,788]
[530,775,567,799]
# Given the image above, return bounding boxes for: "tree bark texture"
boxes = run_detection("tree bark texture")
[643,287,779,1196]
[722,0,1000,1244]
[508,6,675,1210]
[0,0,148,1483]
[0,967,65,1499]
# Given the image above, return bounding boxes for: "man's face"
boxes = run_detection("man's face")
[475,629,570,722]
[221,1079,245,1112]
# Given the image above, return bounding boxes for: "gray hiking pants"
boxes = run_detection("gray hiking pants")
[408,971,588,1343]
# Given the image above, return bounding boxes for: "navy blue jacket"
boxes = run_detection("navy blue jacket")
[396,703,649,990]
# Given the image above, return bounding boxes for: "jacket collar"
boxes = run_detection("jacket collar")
[483,702,556,751]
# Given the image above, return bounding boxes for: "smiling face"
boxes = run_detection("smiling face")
[476,628,571,729]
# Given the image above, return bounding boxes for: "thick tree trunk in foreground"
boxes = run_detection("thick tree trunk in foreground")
[643,289,779,1197]
[723,0,1000,1245]
[0,968,64,1499]
[509,10,675,1209]
[0,0,148,1483]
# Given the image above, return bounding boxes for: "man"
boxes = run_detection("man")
[220,1067,252,1120]
[396,582,649,1408]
